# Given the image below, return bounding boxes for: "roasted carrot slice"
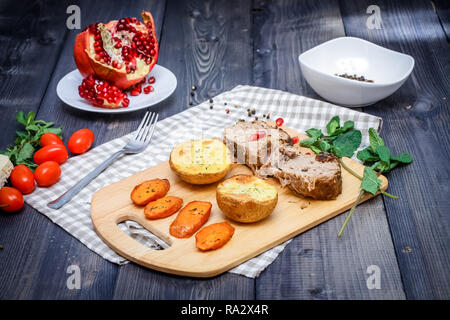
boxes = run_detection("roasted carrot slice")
[195,222,235,251]
[169,201,212,238]
[130,179,170,206]
[144,196,183,220]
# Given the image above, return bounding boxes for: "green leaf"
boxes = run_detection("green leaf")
[376,145,391,164]
[357,148,379,162]
[332,129,362,158]
[373,161,390,173]
[44,127,62,136]
[361,167,382,195]
[317,140,331,152]
[16,142,35,162]
[391,153,413,164]
[300,136,318,147]
[341,120,354,132]
[16,131,28,139]
[326,116,340,136]
[369,128,384,153]
[306,128,323,138]
[310,145,321,154]
[26,124,40,132]
[25,112,36,125]
[16,111,26,125]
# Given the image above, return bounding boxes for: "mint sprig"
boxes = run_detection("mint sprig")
[1,111,62,170]
[300,117,413,237]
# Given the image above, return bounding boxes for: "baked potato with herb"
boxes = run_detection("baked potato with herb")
[216,174,278,223]
[169,139,231,185]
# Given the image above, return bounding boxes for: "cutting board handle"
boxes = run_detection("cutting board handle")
[92,206,173,262]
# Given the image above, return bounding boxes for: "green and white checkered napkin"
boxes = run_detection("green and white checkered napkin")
[24,85,382,278]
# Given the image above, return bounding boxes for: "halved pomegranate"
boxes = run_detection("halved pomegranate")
[78,75,129,109]
[74,11,158,90]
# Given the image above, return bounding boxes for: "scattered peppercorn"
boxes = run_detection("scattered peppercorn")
[189,101,193,106]
[192,85,197,91]
[209,99,214,103]
[190,92,195,96]
[224,102,227,105]
[255,116,258,120]
[335,73,374,83]
[210,105,213,109]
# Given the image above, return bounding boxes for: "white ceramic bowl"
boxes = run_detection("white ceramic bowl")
[298,37,414,107]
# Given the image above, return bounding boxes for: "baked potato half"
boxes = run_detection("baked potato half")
[216,174,278,223]
[169,139,231,185]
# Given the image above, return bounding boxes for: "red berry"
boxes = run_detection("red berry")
[292,136,299,144]
[148,76,155,84]
[275,117,284,127]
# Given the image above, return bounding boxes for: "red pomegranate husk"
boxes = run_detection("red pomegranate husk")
[74,11,158,90]
[78,75,129,109]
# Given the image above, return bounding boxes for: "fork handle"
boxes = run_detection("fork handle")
[47,150,124,210]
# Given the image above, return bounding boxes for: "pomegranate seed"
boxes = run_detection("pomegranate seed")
[143,86,151,94]
[291,136,299,144]
[305,152,311,155]
[130,89,140,96]
[275,117,284,127]
[112,61,118,68]
[148,76,155,84]
[114,43,122,49]
[249,131,266,141]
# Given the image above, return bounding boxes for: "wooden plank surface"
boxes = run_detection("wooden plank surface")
[0,0,72,299]
[0,0,448,300]
[0,0,69,150]
[0,0,167,299]
[434,0,450,40]
[340,0,450,299]
[252,0,406,299]
[112,0,256,299]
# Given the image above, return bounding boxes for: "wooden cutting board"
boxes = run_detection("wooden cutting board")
[91,126,388,277]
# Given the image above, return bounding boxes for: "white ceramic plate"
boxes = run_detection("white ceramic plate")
[299,37,414,107]
[57,65,177,113]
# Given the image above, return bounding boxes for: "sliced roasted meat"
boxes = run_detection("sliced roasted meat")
[223,120,290,172]
[224,120,342,200]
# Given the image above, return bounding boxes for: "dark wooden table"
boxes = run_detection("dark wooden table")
[0,0,449,300]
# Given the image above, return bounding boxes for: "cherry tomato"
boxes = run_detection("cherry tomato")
[275,117,284,127]
[33,144,68,165]
[34,161,61,187]
[68,129,95,154]
[10,165,35,194]
[0,187,24,212]
[40,132,64,147]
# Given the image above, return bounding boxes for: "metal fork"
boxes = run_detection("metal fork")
[48,111,159,210]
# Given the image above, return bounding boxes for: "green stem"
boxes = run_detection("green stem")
[380,190,399,200]
[338,157,398,200]
[338,189,365,238]
[338,157,363,180]
[0,204,8,207]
